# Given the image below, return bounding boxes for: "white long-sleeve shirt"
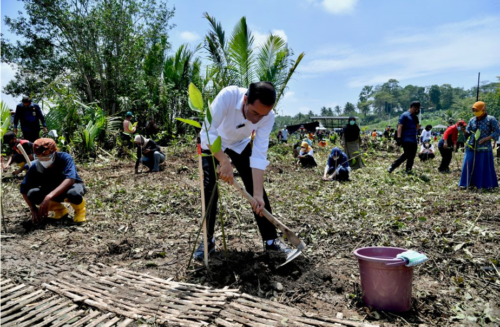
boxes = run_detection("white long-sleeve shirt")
[200,86,274,170]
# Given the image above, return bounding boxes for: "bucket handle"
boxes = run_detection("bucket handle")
[385,259,408,267]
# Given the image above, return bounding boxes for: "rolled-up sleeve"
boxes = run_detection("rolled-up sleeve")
[201,88,230,150]
[250,113,274,170]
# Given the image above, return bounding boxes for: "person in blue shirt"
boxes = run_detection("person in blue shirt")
[388,101,420,174]
[322,147,351,181]
[20,138,86,226]
[13,96,47,142]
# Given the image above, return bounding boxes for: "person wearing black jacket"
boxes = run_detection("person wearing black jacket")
[13,96,47,142]
[134,135,165,173]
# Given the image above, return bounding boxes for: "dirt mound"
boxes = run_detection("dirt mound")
[190,250,345,302]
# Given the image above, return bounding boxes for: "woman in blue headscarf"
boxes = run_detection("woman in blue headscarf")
[323,147,351,181]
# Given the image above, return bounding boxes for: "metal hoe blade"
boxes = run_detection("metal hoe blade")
[278,242,306,267]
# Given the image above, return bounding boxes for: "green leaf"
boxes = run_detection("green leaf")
[188,97,201,113]
[211,136,222,154]
[206,103,213,125]
[474,129,481,140]
[189,83,204,111]
[175,118,201,129]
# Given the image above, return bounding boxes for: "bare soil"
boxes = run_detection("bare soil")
[2,141,500,326]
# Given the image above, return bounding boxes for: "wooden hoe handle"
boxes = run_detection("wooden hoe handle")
[232,179,304,248]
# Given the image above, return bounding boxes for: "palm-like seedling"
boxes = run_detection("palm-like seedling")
[203,13,305,110]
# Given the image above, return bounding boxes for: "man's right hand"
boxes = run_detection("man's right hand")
[396,138,402,146]
[217,160,234,184]
[30,208,40,224]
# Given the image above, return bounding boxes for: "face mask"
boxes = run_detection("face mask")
[473,111,484,118]
[39,158,55,168]
[349,121,355,125]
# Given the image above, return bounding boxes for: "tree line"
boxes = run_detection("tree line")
[1,0,304,153]
[275,78,500,128]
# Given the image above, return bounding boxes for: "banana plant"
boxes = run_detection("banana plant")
[0,101,12,138]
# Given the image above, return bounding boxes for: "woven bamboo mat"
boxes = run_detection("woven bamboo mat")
[0,279,132,327]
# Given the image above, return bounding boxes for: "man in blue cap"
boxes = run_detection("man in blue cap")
[13,96,47,142]
[123,111,137,147]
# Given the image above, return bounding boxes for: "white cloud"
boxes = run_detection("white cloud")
[253,29,289,48]
[180,31,200,43]
[299,16,500,87]
[283,91,296,101]
[321,0,358,15]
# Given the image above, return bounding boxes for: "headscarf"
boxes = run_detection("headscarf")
[301,141,312,153]
[329,147,342,158]
[33,138,57,156]
[134,135,150,149]
[343,116,360,142]
[472,101,486,117]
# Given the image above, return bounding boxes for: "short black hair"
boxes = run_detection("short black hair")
[3,131,16,144]
[22,95,31,103]
[247,82,276,106]
[410,101,421,108]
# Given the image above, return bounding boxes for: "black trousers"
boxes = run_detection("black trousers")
[438,146,453,171]
[27,183,86,205]
[391,142,417,171]
[418,153,435,161]
[22,129,40,142]
[202,144,277,242]
[299,155,317,168]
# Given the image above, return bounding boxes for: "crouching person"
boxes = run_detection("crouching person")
[20,138,86,225]
[297,142,317,168]
[134,135,165,173]
[323,147,351,181]
[2,131,34,175]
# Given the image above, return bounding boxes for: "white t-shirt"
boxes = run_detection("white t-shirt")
[420,144,434,154]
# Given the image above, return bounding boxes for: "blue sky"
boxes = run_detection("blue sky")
[2,0,500,116]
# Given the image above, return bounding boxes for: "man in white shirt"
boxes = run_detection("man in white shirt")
[281,126,288,143]
[195,82,291,261]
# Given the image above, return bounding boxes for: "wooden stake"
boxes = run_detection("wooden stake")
[197,134,209,267]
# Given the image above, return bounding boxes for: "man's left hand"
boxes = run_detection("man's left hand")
[143,149,150,154]
[39,195,52,218]
[43,127,48,133]
[251,195,265,216]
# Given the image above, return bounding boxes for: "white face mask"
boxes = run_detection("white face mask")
[36,154,56,170]
[39,159,54,168]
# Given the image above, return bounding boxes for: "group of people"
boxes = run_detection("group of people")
[387,101,499,189]
[291,116,364,183]
[3,84,500,265]
[3,97,87,226]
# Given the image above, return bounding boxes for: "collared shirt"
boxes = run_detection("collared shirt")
[14,103,46,131]
[200,86,274,170]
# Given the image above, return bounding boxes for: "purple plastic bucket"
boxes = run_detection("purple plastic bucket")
[353,247,413,312]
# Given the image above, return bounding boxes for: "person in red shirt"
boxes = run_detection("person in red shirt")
[438,120,466,173]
